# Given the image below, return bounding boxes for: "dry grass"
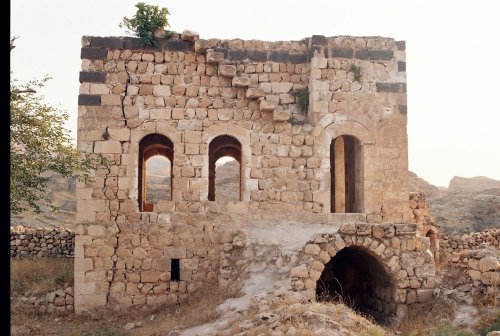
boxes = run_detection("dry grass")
[10,257,73,295]
[11,284,238,336]
[387,297,457,336]
[131,285,238,335]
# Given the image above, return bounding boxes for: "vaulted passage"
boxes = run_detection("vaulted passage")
[316,246,395,322]
[139,134,174,212]
[208,135,242,201]
[330,135,364,213]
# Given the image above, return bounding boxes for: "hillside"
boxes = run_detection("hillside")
[409,172,500,235]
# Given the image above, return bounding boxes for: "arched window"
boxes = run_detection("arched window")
[139,134,173,212]
[330,135,363,213]
[208,135,241,201]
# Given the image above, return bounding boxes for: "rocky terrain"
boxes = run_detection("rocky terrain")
[409,173,500,235]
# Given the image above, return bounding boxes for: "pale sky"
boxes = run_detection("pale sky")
[10,0,500,187]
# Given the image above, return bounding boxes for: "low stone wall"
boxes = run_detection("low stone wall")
[13,287,74,314]
[10,226,75,259]
[441,229,500,253]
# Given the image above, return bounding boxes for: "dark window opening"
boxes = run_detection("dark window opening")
[316,246,395,322]
[138,134,174,212]
[208,135,242,201]
[171,258,180,282]
[330,135,363,213]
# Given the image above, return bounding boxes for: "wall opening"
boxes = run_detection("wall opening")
[139,134,173,212]
[208,135,242,201]
[145,156,171,205]
[215,156,240,202]
[426,229,439,256]
[171,259,180,282]
[330,135,364,213]
[316,246,395,322]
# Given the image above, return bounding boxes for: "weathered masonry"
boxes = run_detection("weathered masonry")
[75,32,434,320]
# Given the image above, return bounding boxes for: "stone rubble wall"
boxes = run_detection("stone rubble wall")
[10,226,75,259]
[441,229,500,253]
[445,247,499,299]
[13,287,74,314]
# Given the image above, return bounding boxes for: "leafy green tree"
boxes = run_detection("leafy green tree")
[120,2,171,47]
[10,38,92,214]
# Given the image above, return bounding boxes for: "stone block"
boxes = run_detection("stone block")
[291,265,309,278]
[79,71,107,83]
[101,95,122,106]
[153,259,171,272]
[87,225,105,237]
[78,94,100,106]
[416,289,433,302]
[94,141,121,154]
[165,247,186,259]
[206,51,225,63]
[180,270,192,281]
[273,110,290,121]
[156,201,175,212]
[219,65,237,77]
[141,271,161,283]
[260,100,276,112]
[232,77,251,87]
[479,256,499,272]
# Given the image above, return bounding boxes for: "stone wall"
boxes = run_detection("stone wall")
[441,229,500,253]
[74,31,418,314]
[10,226,75,259]
[12,286,74,314]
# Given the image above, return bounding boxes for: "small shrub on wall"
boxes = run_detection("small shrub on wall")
[120,2,171,47]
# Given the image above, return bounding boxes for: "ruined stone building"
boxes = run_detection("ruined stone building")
[75,32,435,321]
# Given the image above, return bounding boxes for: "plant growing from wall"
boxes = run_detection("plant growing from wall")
[291,87,309,115]
[120,2,171,47]
[350,64,362,82]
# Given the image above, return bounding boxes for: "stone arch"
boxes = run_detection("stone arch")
[314,121,375,213]
[317,245,395,322]
[291,228,411,321]
[202,123,252,201]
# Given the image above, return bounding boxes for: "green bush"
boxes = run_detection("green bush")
[120,2,170,47]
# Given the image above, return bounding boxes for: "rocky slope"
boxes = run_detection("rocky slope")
[409,173,500,235]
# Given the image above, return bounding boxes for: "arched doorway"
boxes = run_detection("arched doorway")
[316,246,395,322]
[330,135,364,213]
